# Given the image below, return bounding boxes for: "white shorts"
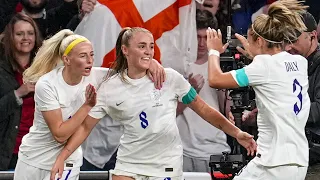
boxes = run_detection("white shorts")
[110,169,183,180]
[233,160,307,180]
[14,159,80,180]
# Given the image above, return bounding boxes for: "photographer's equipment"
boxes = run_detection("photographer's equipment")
[209,152,245,179]
[209,1,256,179]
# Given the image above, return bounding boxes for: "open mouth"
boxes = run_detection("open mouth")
[85,67,92,71]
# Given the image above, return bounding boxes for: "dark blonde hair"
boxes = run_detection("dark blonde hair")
[108,27,152,82]
[251,0,307,48]
[0,13,42,71]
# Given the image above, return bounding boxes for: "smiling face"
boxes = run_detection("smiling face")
[122,31,154,73]
[13,20,36,55]
[64,41,94,77]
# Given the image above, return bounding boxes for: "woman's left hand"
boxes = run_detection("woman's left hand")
[148,59,166,89]
[206,28,229,54]
[236,131,257,156]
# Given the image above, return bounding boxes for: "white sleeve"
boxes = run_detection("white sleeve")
[166,68,192,103]
[35,80,60,111]
[89,82,109,119]
[230,55,269,87]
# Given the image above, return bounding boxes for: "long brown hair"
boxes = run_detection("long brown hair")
[108,27,152,82]
[251,0,307,48]
[0,13,42,71]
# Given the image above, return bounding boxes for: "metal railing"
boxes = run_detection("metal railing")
[0,171,212,180]
[0,171,109,180]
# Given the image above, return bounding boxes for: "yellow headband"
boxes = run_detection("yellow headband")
[63,38,88,56]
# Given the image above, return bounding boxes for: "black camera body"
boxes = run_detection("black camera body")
[209,152,246,179]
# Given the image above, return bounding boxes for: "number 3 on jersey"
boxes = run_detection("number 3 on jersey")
[139,111,149,129]
[293,79,303,115]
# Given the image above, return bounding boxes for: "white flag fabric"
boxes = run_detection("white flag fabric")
[75,0,197,76]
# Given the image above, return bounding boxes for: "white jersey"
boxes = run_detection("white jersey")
[230,51,310,166]
[89,68,192,177]
[19,66,108,170]
[82,114,123,169]
[177,61,230,160]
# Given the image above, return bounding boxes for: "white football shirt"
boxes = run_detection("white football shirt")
[230,51,310,166]
[19,67,108,170]
[82,114,123,169]
[89,68,192,177]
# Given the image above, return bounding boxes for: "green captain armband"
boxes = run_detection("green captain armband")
[182,87,197,104]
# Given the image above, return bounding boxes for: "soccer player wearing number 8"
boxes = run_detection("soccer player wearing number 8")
[207,1,310,179]
[50,27,256,180]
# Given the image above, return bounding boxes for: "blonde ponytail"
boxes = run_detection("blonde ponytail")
[251,0,308,47]
[23,29,89,83]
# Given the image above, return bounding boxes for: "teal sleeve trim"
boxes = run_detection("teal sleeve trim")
[235,68,249,87]
[182,87,197,104]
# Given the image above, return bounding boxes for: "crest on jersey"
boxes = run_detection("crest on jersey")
[151,89,163,107]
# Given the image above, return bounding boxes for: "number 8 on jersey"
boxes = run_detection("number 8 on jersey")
[139,111,149,129]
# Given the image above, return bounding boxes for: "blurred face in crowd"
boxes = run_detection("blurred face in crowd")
[285,31,316,58]
[123,31,154,73]
[64,42,94,77]
[196,0,220,16]
[197,29,207,59]
[20,0,49,14]
[13,20,36,54]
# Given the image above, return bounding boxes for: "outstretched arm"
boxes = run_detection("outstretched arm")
[50,115,100,180]
[188,94,256,155]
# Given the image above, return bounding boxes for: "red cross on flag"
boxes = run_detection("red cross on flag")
[75,0,197,76]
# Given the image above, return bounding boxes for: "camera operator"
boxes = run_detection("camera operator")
[285,12,320,180]
[206,0,310,179]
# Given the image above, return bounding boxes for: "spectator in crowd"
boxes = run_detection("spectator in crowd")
[66,0,96,31]
[15,0,64,13]
[176,9,231,172]
[285,12,320,180]
[0,13,42,170]
[0,0,96,38]
[196,0,220,16]
[196,0,233,42]
[207,0,310,179]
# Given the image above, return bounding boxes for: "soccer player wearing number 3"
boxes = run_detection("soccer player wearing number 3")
[207,1,310,179]
[50,27,256,180]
